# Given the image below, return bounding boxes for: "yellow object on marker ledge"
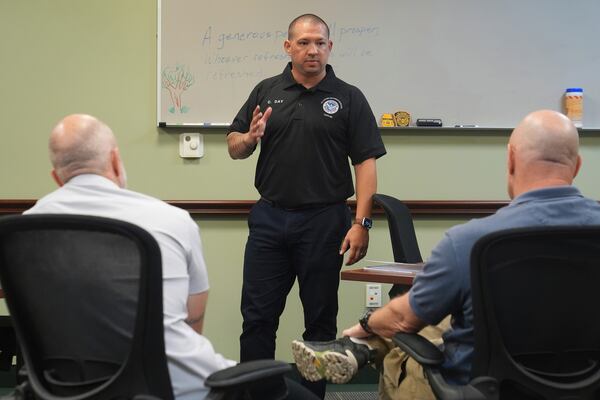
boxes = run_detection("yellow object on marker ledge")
[380,113,395,127]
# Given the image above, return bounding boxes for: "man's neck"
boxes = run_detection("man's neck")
[513,179,572,198]
[291,69,326,89]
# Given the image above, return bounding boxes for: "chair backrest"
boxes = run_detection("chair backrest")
[0,214,174,400]
[372,194,422,264]
[373,194,422,298]
[470,226,600,399]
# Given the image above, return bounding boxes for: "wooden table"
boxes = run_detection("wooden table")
[340,268,417,285]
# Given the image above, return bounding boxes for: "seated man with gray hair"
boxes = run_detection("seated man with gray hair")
[293,109,600,400]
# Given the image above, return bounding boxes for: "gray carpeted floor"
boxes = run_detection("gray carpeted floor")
[325,392,378,400]
[325,383,378,399]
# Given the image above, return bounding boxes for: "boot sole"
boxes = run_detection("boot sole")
[291,340,357,384]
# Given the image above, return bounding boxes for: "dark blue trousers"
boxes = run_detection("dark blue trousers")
[240,199,351,397]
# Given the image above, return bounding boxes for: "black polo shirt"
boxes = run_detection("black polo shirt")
[229,63,386,208]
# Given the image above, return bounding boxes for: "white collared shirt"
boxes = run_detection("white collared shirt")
[26,174,236,400]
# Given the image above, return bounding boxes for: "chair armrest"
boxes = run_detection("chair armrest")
[392,333,497,400]
[205,360,291,389]
[425,370,496,400]
[392,332,444,366]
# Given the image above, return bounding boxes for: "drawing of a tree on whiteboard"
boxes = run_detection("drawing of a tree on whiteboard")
[162,64,195,114]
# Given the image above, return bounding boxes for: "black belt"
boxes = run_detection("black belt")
[260,197,343,211]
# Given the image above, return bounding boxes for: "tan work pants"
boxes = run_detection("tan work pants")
[367,317,450,400]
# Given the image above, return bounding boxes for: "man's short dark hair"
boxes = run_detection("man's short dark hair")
[288,14,330,39]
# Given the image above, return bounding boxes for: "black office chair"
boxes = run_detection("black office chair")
[372,194,423,298]
[393,226,600,399]
[0,214,293,400]
[0,316,17,373]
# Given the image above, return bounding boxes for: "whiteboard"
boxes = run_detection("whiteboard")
[158,0,600,128]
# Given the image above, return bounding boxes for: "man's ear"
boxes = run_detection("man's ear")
[51,170,64,187]
[110,148,121,177]
[284,40,291,54]
[573,154,582,178]
[110,147,127,188]
[507,143,516,175]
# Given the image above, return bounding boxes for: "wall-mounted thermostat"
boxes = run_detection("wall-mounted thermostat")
[179,133,203,158]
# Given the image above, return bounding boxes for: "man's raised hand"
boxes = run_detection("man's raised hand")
[246,105,272,146]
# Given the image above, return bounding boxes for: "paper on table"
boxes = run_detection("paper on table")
[363,259,425,275]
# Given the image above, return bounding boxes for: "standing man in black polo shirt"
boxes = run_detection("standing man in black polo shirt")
[227,13,386,397]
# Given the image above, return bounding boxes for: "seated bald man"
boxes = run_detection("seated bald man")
[292,110,600,400]
[25,114,318,400]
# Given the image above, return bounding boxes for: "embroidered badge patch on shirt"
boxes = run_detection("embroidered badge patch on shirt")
[322,97,342,115]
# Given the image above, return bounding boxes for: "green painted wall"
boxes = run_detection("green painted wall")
[1,1,599,362]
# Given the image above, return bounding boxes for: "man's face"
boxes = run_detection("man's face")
[284,21,332,79]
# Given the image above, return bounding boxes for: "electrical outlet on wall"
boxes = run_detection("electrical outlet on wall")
[366,283,382,308]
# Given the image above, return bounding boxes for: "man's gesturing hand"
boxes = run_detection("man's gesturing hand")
[245,105,272,147]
